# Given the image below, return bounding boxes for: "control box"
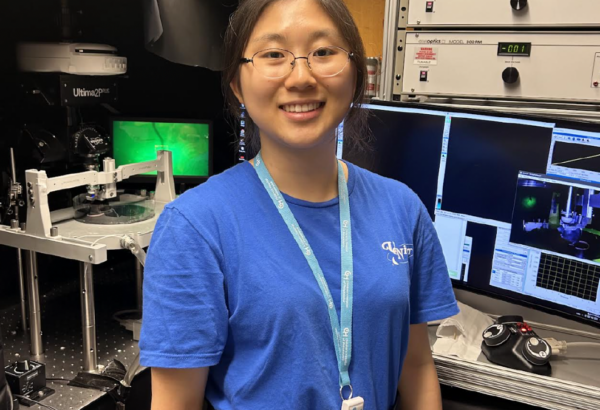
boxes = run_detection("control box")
[481,316,552,376]
[5,360,46,395]
[407,0,600,28]
[399,32,600,103]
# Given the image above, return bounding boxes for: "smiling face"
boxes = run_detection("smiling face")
[230,0,356,152]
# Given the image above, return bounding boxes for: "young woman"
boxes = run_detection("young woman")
[139,1,459,409]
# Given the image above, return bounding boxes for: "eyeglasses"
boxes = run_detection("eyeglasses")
[240,46,354,79]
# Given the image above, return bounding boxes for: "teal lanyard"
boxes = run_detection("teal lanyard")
[253,152,354,395]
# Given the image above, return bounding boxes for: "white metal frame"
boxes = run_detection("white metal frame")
[0,151,176,264]
[0,151,175,371]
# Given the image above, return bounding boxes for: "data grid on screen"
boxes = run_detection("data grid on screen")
[536,254,600,302]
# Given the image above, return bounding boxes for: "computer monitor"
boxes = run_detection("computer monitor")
[111,117,213,182]
[340,105,447,218]
[342,102,600,328]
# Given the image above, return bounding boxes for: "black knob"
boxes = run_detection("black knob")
[502,67,520,84]
[522,337,551,365]
[482,324,511,347]
[511,0,528,11]
[71,126,110,158]
[15,360,30,373]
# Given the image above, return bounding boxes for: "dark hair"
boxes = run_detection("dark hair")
[222,0,370,155]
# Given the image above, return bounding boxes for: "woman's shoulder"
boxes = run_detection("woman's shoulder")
[162,162,254,228]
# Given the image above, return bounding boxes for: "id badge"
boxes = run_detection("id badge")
[341,396,364,410]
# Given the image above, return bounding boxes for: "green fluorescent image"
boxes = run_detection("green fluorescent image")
[113,120,210,176]
[522,196,537,209]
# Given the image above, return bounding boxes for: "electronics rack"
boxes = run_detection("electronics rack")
[382,0,600,110]
[373,2,600,408]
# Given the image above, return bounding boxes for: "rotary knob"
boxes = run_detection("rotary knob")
[511,0,528,11]
[482,324,511,347]
[502,67,520,84]
[14,360,30,373]
[523,337,551,366]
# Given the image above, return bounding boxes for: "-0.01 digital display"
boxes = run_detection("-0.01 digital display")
[497,42,532,57]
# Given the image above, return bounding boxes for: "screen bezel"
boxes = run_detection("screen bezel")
[110,116,214,184]
[355,100,600,329]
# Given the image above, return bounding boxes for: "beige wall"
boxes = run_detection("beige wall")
[344,0,386,58]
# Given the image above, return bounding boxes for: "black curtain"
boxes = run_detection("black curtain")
[144,0,238,71]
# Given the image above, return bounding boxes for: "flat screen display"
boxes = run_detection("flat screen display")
[112,119,212,177]
[341,102,600,329]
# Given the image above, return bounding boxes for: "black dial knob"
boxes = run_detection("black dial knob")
[15,360,30,373]
[502,67,520,84]
[71,126,110,158]
[522,337,551,366]
[482,324,511,347]
[511,0,528,11]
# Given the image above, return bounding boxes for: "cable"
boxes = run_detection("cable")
[545,338,568,356]
[8,386,14,410]
[545,338,600,359]
[14,394,58,410]
[122,352,143,387]
[152,123,165,145]
[46,377,70,383]
[567,342,600,349]
[72,234,125,246]
[91,235,124,246]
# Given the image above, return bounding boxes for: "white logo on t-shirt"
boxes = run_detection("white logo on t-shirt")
[381,242,414,265]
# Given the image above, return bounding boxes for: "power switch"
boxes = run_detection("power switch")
[426,1,434,12]
[420,70,428,82]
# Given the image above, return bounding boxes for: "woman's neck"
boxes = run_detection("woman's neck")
[253,136,348,203]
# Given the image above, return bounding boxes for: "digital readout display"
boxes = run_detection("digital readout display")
[497,43,532,57]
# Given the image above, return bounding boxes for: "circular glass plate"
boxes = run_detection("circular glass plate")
[73,194,155,225]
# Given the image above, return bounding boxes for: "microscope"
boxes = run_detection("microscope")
[523,185,600,256]
[0,2,174,408]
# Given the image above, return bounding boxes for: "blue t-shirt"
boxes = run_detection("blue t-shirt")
[139,160,459,410]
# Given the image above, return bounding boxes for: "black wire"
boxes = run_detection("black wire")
[7,387,14,410]
[14,394,58,410]
[152,122,165,145]
[46,377,70,383]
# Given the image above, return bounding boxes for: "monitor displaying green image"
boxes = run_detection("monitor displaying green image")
[112,118,212,178]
